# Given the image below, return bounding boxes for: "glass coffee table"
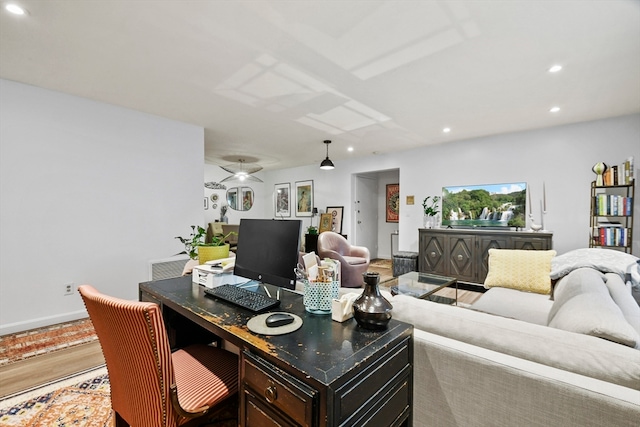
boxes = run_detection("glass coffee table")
[391,271,458,305]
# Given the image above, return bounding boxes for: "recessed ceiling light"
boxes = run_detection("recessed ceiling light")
[347,146,354,152]
[549,106,560,113]
[548,65,563,73]
[443,127,451,133]
[5,3,27,15]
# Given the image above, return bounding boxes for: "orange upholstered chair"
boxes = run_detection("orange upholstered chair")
[78,285,238,427]
[317,231,371,288]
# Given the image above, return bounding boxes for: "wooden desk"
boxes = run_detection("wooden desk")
[139,276,413,427]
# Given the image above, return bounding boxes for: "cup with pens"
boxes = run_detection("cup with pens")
[298,259,340,315]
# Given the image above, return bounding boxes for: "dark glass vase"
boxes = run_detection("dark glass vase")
[353,272,393,330]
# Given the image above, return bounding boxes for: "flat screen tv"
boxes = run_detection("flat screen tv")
[233,219,302,290]
[441,182,526,229]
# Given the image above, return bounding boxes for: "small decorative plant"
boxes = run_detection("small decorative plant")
[422,196,440,217]
[175,225,236,260]
[307,225,318,235]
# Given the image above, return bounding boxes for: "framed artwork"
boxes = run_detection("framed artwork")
[319,213,333,233]
[204,197,209,210]
[274,183,291,217]
[242,187,253,211]
[386,183,399,223]
[326,206,344,234]
[295,180,314,217]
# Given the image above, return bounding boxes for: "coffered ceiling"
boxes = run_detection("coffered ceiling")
[1,1,639,171]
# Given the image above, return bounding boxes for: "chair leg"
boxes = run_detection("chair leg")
[114,411,130,427]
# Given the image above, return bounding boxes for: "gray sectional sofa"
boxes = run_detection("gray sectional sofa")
[389,248,640,427]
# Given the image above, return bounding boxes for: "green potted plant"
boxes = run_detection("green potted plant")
[422,196,440,229]
[307,225,318,235]
[175,225,236,265]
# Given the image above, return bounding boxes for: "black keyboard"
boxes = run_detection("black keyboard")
[204,284,280,313]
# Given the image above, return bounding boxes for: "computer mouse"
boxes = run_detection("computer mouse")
[265,313,295,328]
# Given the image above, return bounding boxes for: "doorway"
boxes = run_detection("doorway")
[353,168,400,260]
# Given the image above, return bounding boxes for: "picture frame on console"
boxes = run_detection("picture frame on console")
[326,206,344,234]
[319,213,333,233]
[295,180,314,217]
[274,182,291,217]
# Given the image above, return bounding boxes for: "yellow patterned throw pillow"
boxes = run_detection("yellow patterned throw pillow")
[484,249,557,294]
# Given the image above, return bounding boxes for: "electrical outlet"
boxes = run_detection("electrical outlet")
[64,282,75,296]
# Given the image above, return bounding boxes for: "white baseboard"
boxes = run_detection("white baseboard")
[0,309,88,336]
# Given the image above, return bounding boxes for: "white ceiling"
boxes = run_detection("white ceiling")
[1,1,639,171]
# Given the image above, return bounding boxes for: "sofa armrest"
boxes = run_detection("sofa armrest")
[413,329,640,427]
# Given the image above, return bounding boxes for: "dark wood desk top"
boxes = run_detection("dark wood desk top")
[140,276,413,387]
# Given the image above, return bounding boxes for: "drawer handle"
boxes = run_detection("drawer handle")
[457,255,463,261]
[430,251,436,258]
[265,384,278,403]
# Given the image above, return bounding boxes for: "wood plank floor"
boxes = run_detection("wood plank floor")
[0,341,104,398]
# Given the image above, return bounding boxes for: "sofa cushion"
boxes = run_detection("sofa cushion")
[484,249,556,294]
[469,287,553,325]
[548,268,640,348]
[390,294,640,389]
[604,272,640,336]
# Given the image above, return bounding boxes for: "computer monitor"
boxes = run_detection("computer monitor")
[233,219,302,290]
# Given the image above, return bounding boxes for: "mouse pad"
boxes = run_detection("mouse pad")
[247,312,303,335]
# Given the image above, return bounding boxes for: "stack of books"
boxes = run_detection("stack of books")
[601,156,635,186]
[594,194,634,216]
[592,222,630,247]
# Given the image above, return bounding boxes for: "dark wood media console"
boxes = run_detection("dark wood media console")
[419,228,553,285]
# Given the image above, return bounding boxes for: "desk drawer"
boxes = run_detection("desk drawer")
[336,337,411,424]
[242,351,317,426]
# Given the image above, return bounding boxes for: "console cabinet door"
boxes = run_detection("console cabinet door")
[419,231,446,275]
[477,235,510,284]
[446,234,475,283]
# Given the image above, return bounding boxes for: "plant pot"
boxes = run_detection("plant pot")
[197,244,230,265]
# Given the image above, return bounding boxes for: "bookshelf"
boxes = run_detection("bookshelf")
[589,181,634,253]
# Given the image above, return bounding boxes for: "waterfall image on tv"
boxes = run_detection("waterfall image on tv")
[441,182,527,228]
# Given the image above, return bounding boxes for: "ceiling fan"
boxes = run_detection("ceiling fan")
[220,159,263,183]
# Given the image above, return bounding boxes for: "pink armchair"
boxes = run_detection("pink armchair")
[317,231,370,288]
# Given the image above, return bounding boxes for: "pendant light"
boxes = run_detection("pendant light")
[319,140,335,170]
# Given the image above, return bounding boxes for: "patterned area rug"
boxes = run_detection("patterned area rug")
[0,367,111,427]
[0,319,97,366]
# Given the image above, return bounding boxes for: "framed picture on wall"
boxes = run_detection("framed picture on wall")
[318,213,333,233]
[386,184,399,223]
[326,206,344,234]
[274,183,291,217]
[242,187,253,211]
[295,180,314,217]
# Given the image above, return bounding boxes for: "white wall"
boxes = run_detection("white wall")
[0,80,205,335]
[262,114,640,257]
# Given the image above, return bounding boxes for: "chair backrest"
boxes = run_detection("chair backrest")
[79,285,179,427]
[318,231,351,255]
